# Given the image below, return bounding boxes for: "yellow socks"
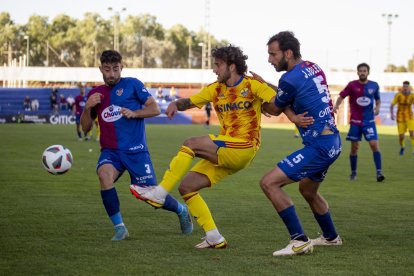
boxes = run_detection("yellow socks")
[182,192,217,232]
[160,145,195,192]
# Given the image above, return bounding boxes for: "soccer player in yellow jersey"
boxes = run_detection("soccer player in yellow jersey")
[130,45,313,248]
[390,81,414,155]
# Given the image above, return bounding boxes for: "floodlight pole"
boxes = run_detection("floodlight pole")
[108,7,126,52]
[24,35,30,66]
[382,13,398,68]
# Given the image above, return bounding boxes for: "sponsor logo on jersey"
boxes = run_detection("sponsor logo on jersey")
[318,106,332,118]
[102,105,122,122]
[116,88,123,96]
[356,96,371,106]
[216,101,253,112]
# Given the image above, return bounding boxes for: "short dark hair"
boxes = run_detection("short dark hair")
[211,45,248,75]
[100,50,122,64]
[357,63,370,72]
[267,31,301,59]
[403,80,410,85]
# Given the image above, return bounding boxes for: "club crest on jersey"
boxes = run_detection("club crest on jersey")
[367,89,375,95]
[102,105,122,122]
[240,88,249,97]
[116,88,124,96]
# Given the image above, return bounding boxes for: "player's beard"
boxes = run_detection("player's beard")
[103,75,120,86]
[274,56,288,72]
[358,75,368,82]
[217,69,231,83]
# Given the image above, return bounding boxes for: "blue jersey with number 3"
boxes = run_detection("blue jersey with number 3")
[275,61,338,145]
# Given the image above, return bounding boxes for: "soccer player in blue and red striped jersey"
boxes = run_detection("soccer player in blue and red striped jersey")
[259,31,342,256]
[73,85,89,140]
[81,50,192,241]
[333,63,385,182]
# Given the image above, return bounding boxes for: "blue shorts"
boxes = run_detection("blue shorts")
[278,134,342,182]
[97,149,157,186]
[75,115,81,124]
[346,123,378,141]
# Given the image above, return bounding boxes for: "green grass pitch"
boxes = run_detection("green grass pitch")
[0,124,413,275]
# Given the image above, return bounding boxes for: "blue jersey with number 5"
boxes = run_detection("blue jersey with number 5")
[275,61,338,145]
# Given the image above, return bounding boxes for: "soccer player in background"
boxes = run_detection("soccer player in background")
[204,102,212,128]
[73,84,90,141]
[130,45,313,249]
[258,31,342,256]
[333,63,385,182]
[390,81,414,155]
[80,50,192,241]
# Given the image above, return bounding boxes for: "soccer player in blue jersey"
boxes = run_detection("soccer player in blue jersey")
[258,31,342,256]
[80,50,192,241]
[333,63,385,182]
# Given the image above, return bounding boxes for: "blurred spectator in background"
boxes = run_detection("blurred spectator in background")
[23,96,31,111]
[156,87,165,103]
[50,88,59,113]
[31,98,39,111]
[166,86,178,101]
[59,94,68,111]
[66,94,75,110]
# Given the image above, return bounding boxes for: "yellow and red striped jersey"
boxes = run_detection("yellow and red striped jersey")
[391,92,414,122]
[190,76,276,149]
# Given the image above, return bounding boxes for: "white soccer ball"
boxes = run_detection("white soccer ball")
[42,145,73,175]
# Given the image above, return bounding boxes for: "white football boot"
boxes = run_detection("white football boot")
[272,239,313,256]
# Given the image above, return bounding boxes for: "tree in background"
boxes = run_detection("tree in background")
[0,11,234,69]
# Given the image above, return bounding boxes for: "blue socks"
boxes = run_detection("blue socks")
[278,205,307,241]
[162,194,183,214]
[314,211,338,240]
[350,155,357,174]
[101,187,123,226]
[101,188,184,227]
[373,151,382,172]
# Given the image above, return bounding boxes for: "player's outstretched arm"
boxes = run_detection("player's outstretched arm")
[333,96,344,113]
[121,97,161,119]
[249,71,278,91]
[165,98,195,120]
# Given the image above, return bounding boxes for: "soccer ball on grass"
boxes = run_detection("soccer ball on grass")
[42,145,73,175]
